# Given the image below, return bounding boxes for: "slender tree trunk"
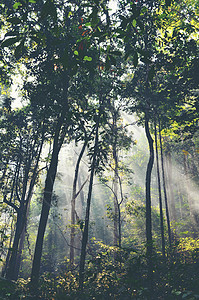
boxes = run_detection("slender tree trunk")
[15,193,32,278]
[154,123,165,257]
[31,72,69,287]
[79,125,99,290]
[78,175,85,216]
[70,141,87,267]
[6,156,30,280]
[118,172,124,248]
[113,162,119,247]
[145,113,154,292]
[5,208,24,280]
[118,203,121,248]
[112,150,122,248]
[112,110,122,248]
[5,134,44,280]
[1,218,15,277]
[159,123,172,248]
[31,117,67,286]
[165,151,177,222]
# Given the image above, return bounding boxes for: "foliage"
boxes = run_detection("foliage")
[0,236,199,299]
[0,0,199,296]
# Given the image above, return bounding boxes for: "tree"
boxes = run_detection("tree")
[154,122,165,257]
[1,0,114,285]
[0,106,45,280]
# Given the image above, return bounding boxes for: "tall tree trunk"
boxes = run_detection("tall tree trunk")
[31,72,69,286]
[79,125,99,290]
[31,117,67,286]
[145,113,154,292]
[112,110,122,248]
[70,141,87,267]
[112,151,122,248]
[159,124,172,248]
[154,123,165,257]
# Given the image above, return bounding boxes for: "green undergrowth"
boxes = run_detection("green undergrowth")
[0,238,199,300]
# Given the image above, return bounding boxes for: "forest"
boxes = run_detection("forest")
[0,0,198,299]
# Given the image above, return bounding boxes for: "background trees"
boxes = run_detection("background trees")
[0,0,199,298]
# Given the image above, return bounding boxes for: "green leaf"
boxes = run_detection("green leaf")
[132,19,136,27]
[13,2,22,9]
[74,50,79,56]
[85,22,91,27]
[172,290,182,296]
[29,0,36,2]
[83,56,92,61]
[1,37,21,47]
[141,7,148,13]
